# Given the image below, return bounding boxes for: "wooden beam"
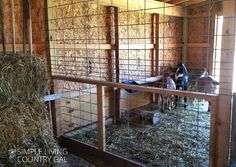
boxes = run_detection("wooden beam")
[55,44,112,50]
[159,43,183,48]
[209,98,218,167]
[95,0,184,17]
[52,75,218,101]
[216,0,236,166]
[155,14,159,76]
[0,0,5,53]
[44,0,58,137]
[47,43,196,50]
[187,0,207,5]
[23,0,27,53]
[97,85,106,151]
[208,5,216,75]
[23,0,32,54]
[26,0,32,54]
[10,0,15,54]
[187,43,209,48]
[0,43,45,52]
[154,14,160,103]
[182,10,188,64]
[105,6,115,118]
[118,44,154,50]
[170,0,189,5]
[105,7,113,82]
[231,93,236,163]
[151,14,155,77]
[114,7,121,123]
[169,0,207,5]
[0,43,209,52]
[59,136,143,167]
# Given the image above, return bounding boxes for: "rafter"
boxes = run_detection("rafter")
[168,0,207,5]
[95,0,184,17]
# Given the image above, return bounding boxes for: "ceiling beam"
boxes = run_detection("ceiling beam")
[169,0,207,5]
[187,0,207,5]
[95,0,184,17]
[170,0,190,5]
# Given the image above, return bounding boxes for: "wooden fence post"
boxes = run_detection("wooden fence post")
[97,85,106,151]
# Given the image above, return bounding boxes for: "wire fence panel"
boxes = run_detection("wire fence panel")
[45,0,235,166]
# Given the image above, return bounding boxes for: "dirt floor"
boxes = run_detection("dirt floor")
[67,100,210,167]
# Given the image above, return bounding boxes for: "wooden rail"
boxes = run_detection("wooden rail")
[52,75,217,101]
[52,74,218,167]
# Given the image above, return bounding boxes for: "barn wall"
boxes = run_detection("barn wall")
[48,0,185,134]
[159,15,183,74]
[187,4,215,70]
[119,10,152,81]
[1,0,47,59]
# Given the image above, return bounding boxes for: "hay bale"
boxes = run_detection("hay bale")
[0,53,49,105]
[0,53,65,167]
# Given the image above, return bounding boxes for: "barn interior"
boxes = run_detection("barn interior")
[0,0,236,167]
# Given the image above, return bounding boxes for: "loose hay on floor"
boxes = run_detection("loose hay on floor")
[69,102,210,167]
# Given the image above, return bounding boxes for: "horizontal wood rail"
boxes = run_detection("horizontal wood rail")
[91,0,184,17]
[59,136,143,167]
[45,43,209,50]
[52,75,217,101]
[53,75,218,167]
[0,43,45,52]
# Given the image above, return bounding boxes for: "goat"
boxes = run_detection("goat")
[158,77,176,112]
[174,63,189,108]
[196,70,219,111]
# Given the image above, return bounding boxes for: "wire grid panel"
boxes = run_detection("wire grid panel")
[53,80,109,145]
[46,0,235,166]
[46,0,226,93]
[65,88,211,166]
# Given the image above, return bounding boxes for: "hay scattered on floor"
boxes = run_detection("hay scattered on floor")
[0,53,65,167]
[70,102,210,167]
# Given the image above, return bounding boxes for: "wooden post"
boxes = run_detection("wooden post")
[22,0,27,53]
[150,14,155,103]
[216,0,236,166]
[154,14,160,103]
[182,9,188,64]
[230,93,236,164]
[10,0,15,54]
[151,14,155,77]
[208,4,216,75]
[44,0,58,137]
[209,98,217,167]
[97,85,106,151]
[22,0,32,54]
[154,14,159,76]
[0,0,5,53]
[27,0,32,54]
[105,6,114,118]
[114,7,120,123]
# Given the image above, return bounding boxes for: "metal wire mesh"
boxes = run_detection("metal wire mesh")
[45,0,235,166]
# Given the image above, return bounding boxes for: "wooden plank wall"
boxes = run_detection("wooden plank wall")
[48,0,185,133]
[216,1,235,167]
[187,3,216,71]
[2,1,234,166]
[0,0,46,59]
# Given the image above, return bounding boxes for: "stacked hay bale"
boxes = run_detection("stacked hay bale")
[0,53,65,166]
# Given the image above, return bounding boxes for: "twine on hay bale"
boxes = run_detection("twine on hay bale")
[0,53,66,167]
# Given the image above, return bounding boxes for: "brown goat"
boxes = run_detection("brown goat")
[196,74,219,111]
[196,75,219,94]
